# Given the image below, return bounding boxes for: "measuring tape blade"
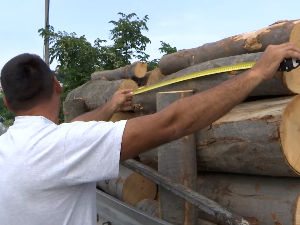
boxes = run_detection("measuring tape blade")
[133,62,256,95]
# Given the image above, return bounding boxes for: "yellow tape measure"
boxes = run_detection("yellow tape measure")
[133,62,256,95]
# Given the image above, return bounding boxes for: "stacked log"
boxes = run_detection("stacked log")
[65,79,138,111]
[96,165,157,207]
[139,95,300,177]
[159,20,300,75]
[133,19,300,224]
[91,61,147,81]
[133,52,300,115]
[197,173,300,225]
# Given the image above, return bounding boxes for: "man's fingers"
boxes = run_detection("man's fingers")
[118,89,134,94]
[285,49,300,61]
[124,92,134,98]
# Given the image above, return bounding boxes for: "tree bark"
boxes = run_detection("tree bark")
[197,172,300,225]
[157,91,198,225]
[139,96,300,177]
[133,52,299,115]
[91,61,147,81]
[63,98,87,122]
[65,79,138,111]
[96,165,157,207]
[159,20,300,75]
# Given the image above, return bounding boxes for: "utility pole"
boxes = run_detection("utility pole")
[44,0,50,66]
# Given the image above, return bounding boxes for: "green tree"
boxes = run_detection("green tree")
[39,27,102,96]
[159,41,177,55]
[109,12,151,65]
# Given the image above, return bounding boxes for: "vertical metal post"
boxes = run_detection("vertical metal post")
[44,0,50,66]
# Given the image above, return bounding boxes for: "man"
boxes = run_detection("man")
[1,43,300,225]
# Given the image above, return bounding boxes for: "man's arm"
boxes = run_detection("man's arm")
[120,43,300,161]
[71,89,133,122]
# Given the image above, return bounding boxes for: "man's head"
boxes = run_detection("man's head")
[1,54,60,114]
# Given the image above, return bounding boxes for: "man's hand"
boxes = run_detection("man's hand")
[251,42,300,80]
[108,89,134,113]
[71,89,134,122]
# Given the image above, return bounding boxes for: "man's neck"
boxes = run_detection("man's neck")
[16,105,59,124]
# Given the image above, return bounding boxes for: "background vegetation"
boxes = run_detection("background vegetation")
[0,12,177,126]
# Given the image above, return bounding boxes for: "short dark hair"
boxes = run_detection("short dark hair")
[1,53,54,112]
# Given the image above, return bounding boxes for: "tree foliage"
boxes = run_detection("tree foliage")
[38,12,177,100]
[147,41,178,71]
[159,41,177,55]
[0,93,15,126]
[109,13,151,64]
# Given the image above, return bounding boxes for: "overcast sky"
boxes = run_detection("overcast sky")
[0,0,299,71]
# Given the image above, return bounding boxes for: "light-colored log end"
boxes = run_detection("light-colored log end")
[123,173,157,206]
[284,22,300,94]
[280,95,300,175]
[118,79,139,90]
[134,62,148,78]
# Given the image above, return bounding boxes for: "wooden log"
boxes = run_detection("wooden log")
[65,79,138,111]
[134,71,150,86]
[62,98,87,122]
[134,68,166,87]
[137,95,300,177]
[197,172,300,225]
[122,159,250,225]
[133,52,299,115]
[159,20,300,75]
[136,199,159,217]
[196,95,300,177]
[96,165,157,207]
[146,68,166,86]
[91,61,147,81]
[157,91,198,225]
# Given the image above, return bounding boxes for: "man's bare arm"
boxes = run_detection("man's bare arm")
[120,43,300,161]
[71,89,133,122]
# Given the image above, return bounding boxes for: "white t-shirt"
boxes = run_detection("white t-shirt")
[0,116,127,225]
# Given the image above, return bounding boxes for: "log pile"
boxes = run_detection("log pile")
[63,19,300,224]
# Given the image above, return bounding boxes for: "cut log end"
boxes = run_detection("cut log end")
[281,95,300,175]
[134,62,148,78]
[123,172,157,206]
[118,79,139,91]
[284,22,300,94]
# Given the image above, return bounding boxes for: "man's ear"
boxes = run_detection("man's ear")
[53,77,63,94]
